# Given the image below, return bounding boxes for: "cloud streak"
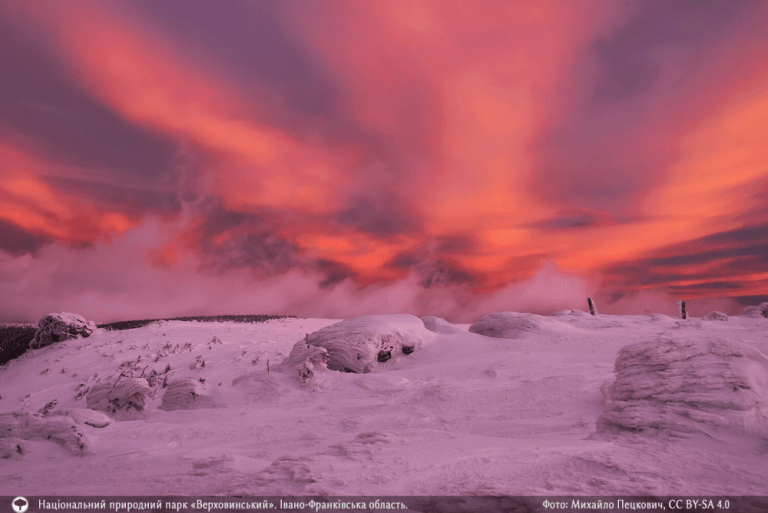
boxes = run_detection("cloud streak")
[1,0,768,322]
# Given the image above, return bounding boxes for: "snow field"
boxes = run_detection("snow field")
[0,312,767,496]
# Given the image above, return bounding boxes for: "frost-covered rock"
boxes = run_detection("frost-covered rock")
[86,377,150,416]
[161,378,215,410]
[743,302,768,318]
[304,314,435,374]
[279,342,331,389]
[598,338,768,438]
[0,412,92,454]
[420,316,463,334]
[469,312,581,339]
[703,311,728,321]
[30,312,96,349]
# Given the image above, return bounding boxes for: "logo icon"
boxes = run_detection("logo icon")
[12,497,28,513]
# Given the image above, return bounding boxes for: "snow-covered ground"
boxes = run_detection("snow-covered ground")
[1,312,767,497]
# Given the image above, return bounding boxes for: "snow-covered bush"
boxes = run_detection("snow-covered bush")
[86,376,150,416]
[304,314,435,374]
[161,378,215,410]
[743,302,768,318]
[0,412,94,455]
[30,313,96,349]
[598,338,768,438]
[703,311,728,321]
[469,312,581,339]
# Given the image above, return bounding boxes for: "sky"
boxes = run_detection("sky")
[1,0,768,323]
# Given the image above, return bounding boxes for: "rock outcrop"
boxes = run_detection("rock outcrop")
[30,313,96,349]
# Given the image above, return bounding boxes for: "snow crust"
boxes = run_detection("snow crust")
[599,338,768,438]
[304,314,436,373]
[1,313,768,496]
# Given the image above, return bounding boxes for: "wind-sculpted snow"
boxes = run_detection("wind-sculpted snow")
[0,410,109,456]
[161,378,217,410]
[420,316,464,334]
[599,338,768,438]
[279,341,331,389]
[469,311,584,339]
[305,314,436,373]
[743,302,768,318]
[86,376,151,417]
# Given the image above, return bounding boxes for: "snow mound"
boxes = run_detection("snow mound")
[161,378,216,410]
[86,376,151,416]
[420,316,463,334]
[551,310,591,317]
[743,302,768,318]
[703,311,728,321]
[0,412,94,455]
[50,408,114,428]
[650,314,674,321]
[279,342,330,389]
[469,311,582,339]
[599,338,768,438]
[305,314,435,374]
[30,312,96,349]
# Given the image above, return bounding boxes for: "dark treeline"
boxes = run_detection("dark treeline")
[0,325,37,366]
[97,314,296,331]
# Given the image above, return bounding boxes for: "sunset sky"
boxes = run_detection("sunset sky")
[1,0,767,323]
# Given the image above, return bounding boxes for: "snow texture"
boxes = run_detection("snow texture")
[3,314,768,496]
[0,411,93,455]
[161,378,216,410]
[86,376,150,416]
[279,341,330,389]
[703,311,728,321]
[420,316,464,334]
[304,314,435,373]
[469,311,583,339]
[599,337,768,438]
[30,312,96,349]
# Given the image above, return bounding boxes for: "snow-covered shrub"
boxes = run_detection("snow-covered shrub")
[703,311,728,321]
[743,302,768,318]
[304,314,435,374]
[598,338,768,438]
[86,376,150,416]
[0,412,92,455]
[161,378,215,410]
[30,313,96,349]
[469,312,581,339]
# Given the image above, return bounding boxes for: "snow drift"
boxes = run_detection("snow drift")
[304,314,435,373]
[743,302,768,318]
[420,316,463,334]
[599,337,768,438]
[86,376,151,416]
[469,311,583,339]
[703,311,728,321]
[30,312,96,349]
[0,410,110,456]
[161,378,217,410]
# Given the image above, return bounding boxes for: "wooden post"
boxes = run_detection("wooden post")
[680,300,687,320]
[587,297,597,316]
